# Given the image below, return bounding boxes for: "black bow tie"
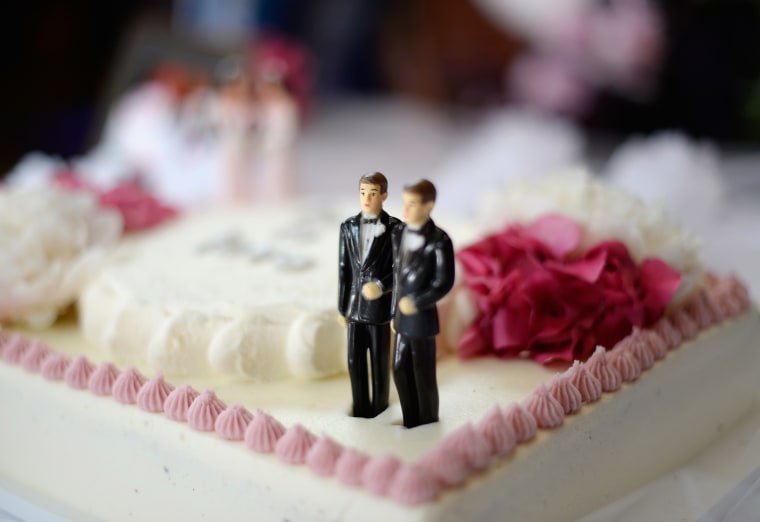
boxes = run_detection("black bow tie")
[361,218,378,224]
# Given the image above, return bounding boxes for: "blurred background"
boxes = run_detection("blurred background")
[3,0,760,175]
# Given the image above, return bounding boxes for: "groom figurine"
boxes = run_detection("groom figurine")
[339,172,400,418]
[391,179,455,428]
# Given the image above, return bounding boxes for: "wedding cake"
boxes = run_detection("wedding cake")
[0,174,758,521]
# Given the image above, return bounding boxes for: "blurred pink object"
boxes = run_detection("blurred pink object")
[53,172,177,232]
[585,0,664,91]
[508,0,664,114]
[253,35,311,120]
[99,182,177,232]
[509,54,593,115]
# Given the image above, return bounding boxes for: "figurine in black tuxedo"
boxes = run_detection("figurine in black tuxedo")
[339,172,400,418]
[391,179,455,428]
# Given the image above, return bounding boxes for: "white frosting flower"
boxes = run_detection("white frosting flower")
[0,186,123,327]
[478,167,702,301]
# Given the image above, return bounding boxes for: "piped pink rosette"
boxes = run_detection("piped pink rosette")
[335,449,370,486]
[653,316,682,349]
[88,362,121,396]
[684,290,720,328]
[418,445,470,487]
[616,329,654,370]
[187,390,227,432]
[64,356,95,390]
[643,330,668,360]
[503,403,538,443]
[164,385,200,422]
[20,340,50,373]
[275,424,317,465]
[1,334,29,364]
[476,406,517,456]
[245,409,286,453]
[584,346,622,393]
[306,436,344,476]
[113,367,148,404]
[547,372,583,414]
[362,454,402,496]
[388,464,440,506]
[40,353,71,380]
[709,273,751,317]
[607,349,641,383]
[671,309,699,340]
[215,405,254,441]
[566,361,603,403]
[522,384,565,429]
[441,424,492,470]
[137,372,175,413]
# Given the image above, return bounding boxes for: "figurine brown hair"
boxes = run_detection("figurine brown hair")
[403,179,436,203]
[359,172,388,194]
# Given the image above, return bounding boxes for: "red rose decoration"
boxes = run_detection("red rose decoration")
[457,214,681,364]
[99,182,177,232]
[53,172,177,232]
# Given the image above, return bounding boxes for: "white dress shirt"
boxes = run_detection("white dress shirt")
[360,213,380,262]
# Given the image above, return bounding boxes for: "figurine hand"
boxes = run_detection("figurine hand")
[361,282,382,300]
[337,315,347,327]
[398,296,418,315]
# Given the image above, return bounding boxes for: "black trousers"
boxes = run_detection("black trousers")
[393,333,438,428]
[347,321,391,418]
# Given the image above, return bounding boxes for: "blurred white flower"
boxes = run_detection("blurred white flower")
[435,109,583,216]
[4,152,65,187]
[509,54,594,115]
[0,186,123,328]
[605,132,725,235]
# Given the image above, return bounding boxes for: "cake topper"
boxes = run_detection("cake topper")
[338,172,400,418]
[391,179,455,428]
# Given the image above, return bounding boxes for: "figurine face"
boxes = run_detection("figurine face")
[402,191,434,226]
[359,182,387,216]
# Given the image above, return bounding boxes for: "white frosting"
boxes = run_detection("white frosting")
[79,205,349,380]
[1,309,758,521]
[0,186,122,328]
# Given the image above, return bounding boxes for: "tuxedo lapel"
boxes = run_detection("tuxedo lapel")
[361,211,389,270]
[401,219,434,276]
[348,214,362,267]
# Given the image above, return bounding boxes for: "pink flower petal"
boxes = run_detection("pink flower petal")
[639,258,681,320]
[456,217,681,365]
[524,214,581,259]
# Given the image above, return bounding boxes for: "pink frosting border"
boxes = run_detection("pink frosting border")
[0,274,751,508]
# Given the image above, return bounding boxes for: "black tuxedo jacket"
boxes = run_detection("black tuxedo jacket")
[338,210,399,324]
[391,219,455,338]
